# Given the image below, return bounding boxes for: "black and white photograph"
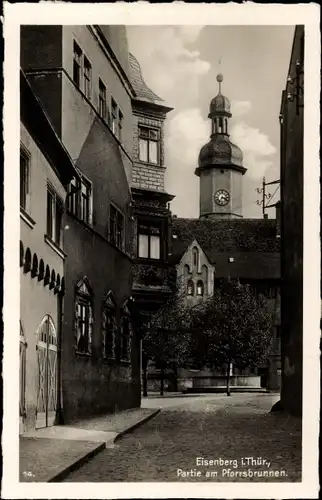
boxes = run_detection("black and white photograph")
[2,3,320,499]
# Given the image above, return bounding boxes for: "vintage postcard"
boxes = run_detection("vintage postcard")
[2,2,320,499]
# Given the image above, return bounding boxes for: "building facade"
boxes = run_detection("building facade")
[170,76,281,392]
[127,54,176,366]
[20,70,78,432]
[279,26,304,416]
[21,26,141,423]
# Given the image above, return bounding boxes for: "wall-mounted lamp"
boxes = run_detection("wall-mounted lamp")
[287,59,304,115]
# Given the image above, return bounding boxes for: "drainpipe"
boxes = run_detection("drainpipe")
[55,287,64,425]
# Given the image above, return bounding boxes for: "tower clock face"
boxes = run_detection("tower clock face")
[214,189,230,206]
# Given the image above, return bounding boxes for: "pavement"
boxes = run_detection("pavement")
[20,392,302,483]
[64,392,302,483]
[20,407,159,482]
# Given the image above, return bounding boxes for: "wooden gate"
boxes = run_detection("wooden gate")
[36,315,57,428]
[19,321,27,434]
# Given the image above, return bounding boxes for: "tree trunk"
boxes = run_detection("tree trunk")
[226,362,232,396]
[173,363,178,392]
[142,352,148,397]
[142,367,148,397]
[160,365,165,396]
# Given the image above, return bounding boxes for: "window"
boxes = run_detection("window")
[102,293,116,360]
[139,126,160,164]
[111,98,118,135]
[83,56,92,100]
[20,149,30,211]
[120,303,132,362]
[118,110,123,142]
[73,41,82,88]
[197,280,204,296]
[81,179,91,224]
[266,286,277,299]
[46,187,63,246]
[187,280,194,296]
[67,176,93,225]
[98,79,107,120]
[75,278,93,355]
[192,247,199,267]
[138,222,161,260]
[109,205,124,250]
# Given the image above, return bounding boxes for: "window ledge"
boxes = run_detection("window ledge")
[103,357,116,365]
[137,257,162,264]
[75,351,92,358]
[44,235,67,259]
[120,359,131,366]
[20,209,35,228]
[136,160,164,169]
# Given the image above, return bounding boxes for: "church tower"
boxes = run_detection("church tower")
[195,74,247,219]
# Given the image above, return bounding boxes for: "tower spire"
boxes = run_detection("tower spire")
[217,73,223,94]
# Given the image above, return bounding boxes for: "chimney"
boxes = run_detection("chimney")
[275,201,281,238]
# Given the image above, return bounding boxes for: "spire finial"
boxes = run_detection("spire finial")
[216,73,223,94]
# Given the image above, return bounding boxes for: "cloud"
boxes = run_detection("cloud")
[167,108,209,166]
[127,26,210,106]
[230,121,276,179]
[231,100,252,117]
[165,108,209,217]
[176,26,205,44]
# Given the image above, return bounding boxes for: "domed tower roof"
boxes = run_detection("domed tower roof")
[199,135,244,170]
[196,73,246,176]
[209,74,232,117]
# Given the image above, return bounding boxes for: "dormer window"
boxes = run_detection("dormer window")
[139,126,160,165]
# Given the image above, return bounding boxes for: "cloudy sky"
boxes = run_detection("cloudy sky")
[127,25,295,219]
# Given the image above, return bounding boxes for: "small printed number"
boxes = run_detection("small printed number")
[23,471,35,477]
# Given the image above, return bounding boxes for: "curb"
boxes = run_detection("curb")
[114,408,160,443]
[48,442,106,482]
[48,409,161,482]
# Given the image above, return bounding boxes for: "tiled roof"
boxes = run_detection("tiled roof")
[171,217,280,279]
[128,53,163,104]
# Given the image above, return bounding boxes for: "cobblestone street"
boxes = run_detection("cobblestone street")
[64,393,301,482]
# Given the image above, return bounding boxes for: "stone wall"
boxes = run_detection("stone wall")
[132,110,166,192]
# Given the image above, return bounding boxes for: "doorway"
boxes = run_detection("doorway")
[36,315,57,428]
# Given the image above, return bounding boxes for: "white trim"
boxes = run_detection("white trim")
[20,209,35,229]
[44,235,66,260]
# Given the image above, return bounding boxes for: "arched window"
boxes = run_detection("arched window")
[120,301,132,362]
[38,259,45,282]
[102,291,116,360]
[31,253,38,278]
[219,117,223,133]
[75,277,93,355]
[187,280,194,296]
[24,247,31,274]
[197,280,204,296]
[192,247,199,268]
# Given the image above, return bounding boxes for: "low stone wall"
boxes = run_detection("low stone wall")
[177,375,261,392]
